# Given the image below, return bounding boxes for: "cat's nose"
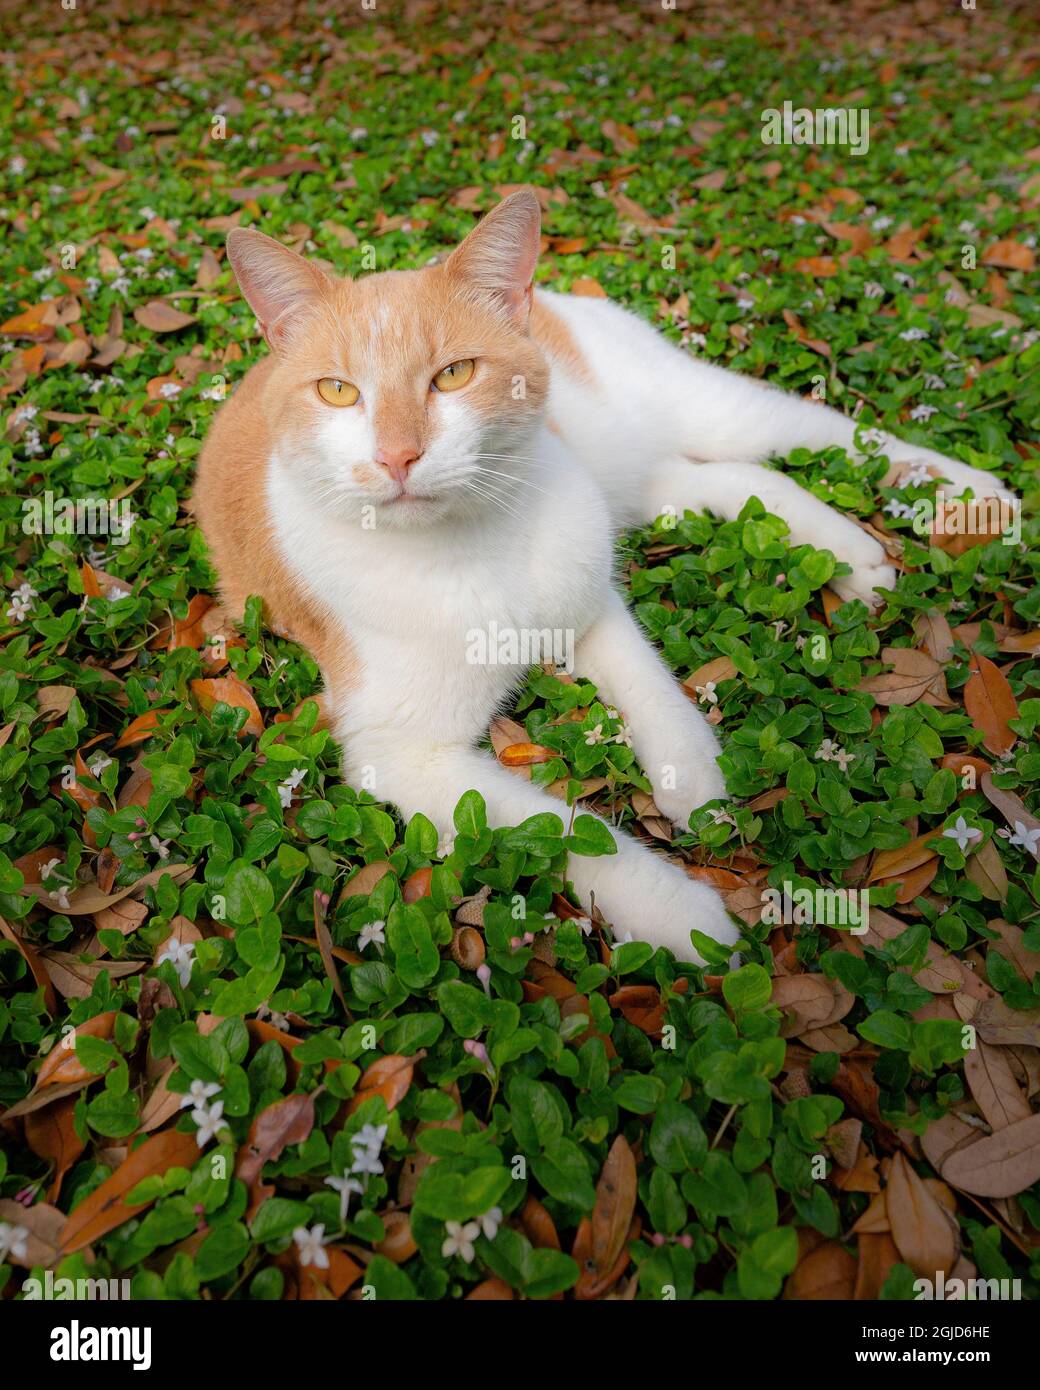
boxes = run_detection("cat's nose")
[375,443,422,487]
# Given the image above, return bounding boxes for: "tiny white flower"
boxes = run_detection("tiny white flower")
[293,1223,330,1268]
[573,915,594,937]
[478,1206,502,1240]
[437,834,455,858]
[815,739,839,762]
[277,767,307,808]
[357,919,386,953]
[0,1222,29,1262]
[909,404,938,422]
[695,681,718,706]
[902,460,935,488]
[1007,821,1040,857]
[180,1078,221,1110]
[922,374,946,391]
[191,1099,224,1147]
[708,807,738,828]
[157,937,195,987]
[833,747,855,773]
[584,723,606,746]
[325,1171,363,1222]
[863,281,885,300]
[441,1219,481,1263]
[350,1122,387,1176]
[899,327,929,342]
[943,815,982,853]
[871,214,893,231]
[613,722,633,747]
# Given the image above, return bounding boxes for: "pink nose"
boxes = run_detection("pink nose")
[376,443,422,487]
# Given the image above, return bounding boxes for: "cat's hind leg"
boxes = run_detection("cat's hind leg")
[642,458,897,610]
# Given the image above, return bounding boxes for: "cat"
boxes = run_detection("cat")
[193,188,1012,964]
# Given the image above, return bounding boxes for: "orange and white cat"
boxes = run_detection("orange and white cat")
[194,189,1010,962]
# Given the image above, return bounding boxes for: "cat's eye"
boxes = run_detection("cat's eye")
[317,377,360,407]
[432,359,474,393]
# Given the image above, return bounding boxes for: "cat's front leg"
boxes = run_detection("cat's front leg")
[574,589,727,832]
[338,721,739,964]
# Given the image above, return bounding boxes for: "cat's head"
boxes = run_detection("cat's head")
[225,190,550,530]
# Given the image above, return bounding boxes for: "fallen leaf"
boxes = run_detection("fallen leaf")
[346,1053,418,1116]
[0,1198,64,1269]
[190,676,263,737]
[59,1129,201,1252]
[940,1113,1040,1197]
[591,1134,637,1276]
[25,1097,86,1202]
[37,1011,118,1088]
[133,301,198,332]
[783,1241,858,1299]
[981,240,1035,272]
[886,1151,959,1278]
[963,652,1018,754]
[964,1040,1031,1130]
[235,1091,317,1220]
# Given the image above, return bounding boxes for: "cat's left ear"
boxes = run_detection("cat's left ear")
[445,189,541,328]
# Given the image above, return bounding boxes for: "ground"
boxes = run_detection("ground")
[0,0,1038,1303]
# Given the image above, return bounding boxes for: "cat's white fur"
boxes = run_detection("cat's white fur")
[209,192,1012,964]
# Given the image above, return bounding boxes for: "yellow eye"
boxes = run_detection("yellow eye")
[317,377,360,407]
[432,359,474,393]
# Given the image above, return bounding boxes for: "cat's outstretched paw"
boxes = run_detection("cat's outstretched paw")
[831,557,898,610]
[651,762,727,834]
[897,451,1018,506]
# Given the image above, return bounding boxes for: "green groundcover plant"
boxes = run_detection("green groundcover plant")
[0,0,1038,1301]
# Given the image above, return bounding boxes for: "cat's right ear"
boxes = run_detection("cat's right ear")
[444,188,541,328]
[226,229,332,349]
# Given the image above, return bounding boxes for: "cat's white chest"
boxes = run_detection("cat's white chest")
[267,445,613,738]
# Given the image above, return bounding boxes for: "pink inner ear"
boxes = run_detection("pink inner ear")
[446,192,542,324]
[226,230,330,348]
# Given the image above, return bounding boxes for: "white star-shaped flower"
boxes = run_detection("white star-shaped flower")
[357,919,386,953]
[156,937,195,987]
[442,1219,480,1263]
[179,1079,221,1110]
[0,1222,29,1262]
[943,816,982,853]
[1007,821,1040,858]
[293,1224,330,1269]
[191,1099,224,1147]
[478,1207,502,1240]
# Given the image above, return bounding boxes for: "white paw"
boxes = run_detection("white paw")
[569,844,741,966]
[652,761,727,833]
[627,878,743,965]
[905,452,1017,505]
[831,558,897,610]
